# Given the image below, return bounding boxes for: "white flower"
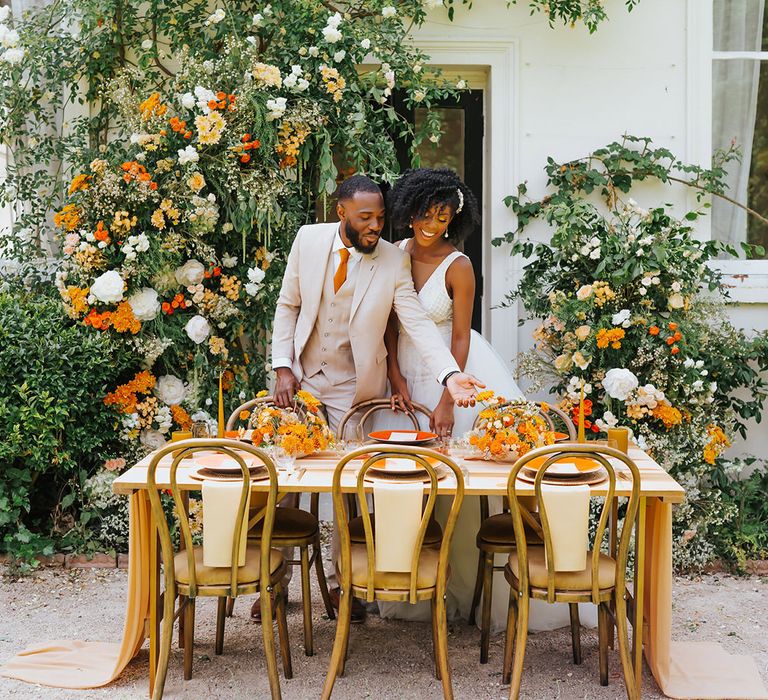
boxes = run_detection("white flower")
[333,49,346,62]
[361,38,371,50]
[194,85,217,112]
[296,78,309,91]
[245,267,266,296]
[382,5,397,17]
[141,39,153,50]
[90,270,124,303]
[177,145,199,165]
[266,97,287,121]
[639,287,647,296]
[429,134,439,143]
[692,380,704,392]
[185,315,211,344]
[589,248,601,260]
[283,73,298,89]
[602,411,618,427]
[1,28,19,48]
[424,0,443,8]
[263,3,273,15]
[326,11,342,28]
[576,284,593,301]
[252,12,263,26]
[180,92,195,109]
[175,259,206,287]
[611,309,631,328]
[413,63,422,73]
[0,7,10,21]
[308,46,319,57]
[641,277,653,287]
[603,368,639,402]
[222,253,238,268]
[668,293,685,309]
[140,429,166,451]
[695,360,704,369]
[155,374,187,405]
[684,358,695,368]
[128,287,160,321]
[1,47,24,64]
[205,8,226,25]
[710,382,718,393]
[671,281,682,292]
[155,405,173,433]
[456,79,467,90]
[322,25,342,43]
[412,89,425,102]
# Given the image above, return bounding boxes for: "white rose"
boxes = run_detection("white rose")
[333,50,346,62]
[185,315,211,344]
[154,374,187,405]
[180,92,195,109]
[175,259,206,286]
[668,293,685,309]
[456,79,467,90]
[322,25,342,43]
[141,39,153,50]
[1,47,24,64]
[128,287,160,321]
[361,38,371,50]
[603,368,639,402]
[611,309,631,327]
[205,8,225,25]
[382,6,397,17]
[413,89,425,102]
[90,270,124,303]
[308,46,319,57]
[0,6,10,20]
[247,266,266,285]
[252,12,263,26]
[140,429,167,451]
[326,11,342,28]
[576,284,593,301]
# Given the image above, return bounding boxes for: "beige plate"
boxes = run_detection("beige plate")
[190,466,269,482]
[516,467,607,486]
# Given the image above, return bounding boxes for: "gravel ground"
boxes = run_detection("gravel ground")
[0,566,766,700]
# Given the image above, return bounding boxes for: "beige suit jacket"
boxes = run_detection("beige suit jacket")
[271,222,459,405]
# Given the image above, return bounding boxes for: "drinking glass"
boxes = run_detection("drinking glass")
[270,445,296,476]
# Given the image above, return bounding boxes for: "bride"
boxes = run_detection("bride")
[376,168,523,627]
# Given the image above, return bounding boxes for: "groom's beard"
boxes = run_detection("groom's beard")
[343,220,379,254]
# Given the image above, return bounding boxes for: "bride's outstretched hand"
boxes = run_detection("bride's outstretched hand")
[446,373,486,407]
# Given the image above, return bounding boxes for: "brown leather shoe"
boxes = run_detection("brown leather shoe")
[250,589,288,623]
[329,586,366,623]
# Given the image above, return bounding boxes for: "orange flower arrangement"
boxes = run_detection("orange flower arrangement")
[68,173,91,195]
[651,403,683,430]
[469,393,556,462]
[703,424,730,465]
[171,404,192,430]
[139,92,168,120]
[104,370,157,414]
[53,203,81,231]
[83,302,140,334]
[596,327,625,349]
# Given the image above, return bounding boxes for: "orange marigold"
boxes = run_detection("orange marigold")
[110,301,141,334]
[104,371,157,413]
[171,405,192,431]
[53,204,81,231]
[68,173,91,195]
[649,325,660,336]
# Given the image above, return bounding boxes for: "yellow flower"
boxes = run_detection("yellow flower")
[68,174,91,195]
[187,172,205,192]
[257,389,269,398]
[475,390,496,403]
[151,209,166,229]
[195,111,226,145]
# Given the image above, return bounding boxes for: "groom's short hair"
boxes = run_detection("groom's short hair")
[337,174,382,202]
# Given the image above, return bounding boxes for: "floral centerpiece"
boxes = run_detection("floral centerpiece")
[468,392,557,462]
[239,390,334,457]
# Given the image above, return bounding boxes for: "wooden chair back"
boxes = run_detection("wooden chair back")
[146,438,279,600]
[506,443,640,605]
[472,400,576,438]
[225,396,276,432]
[336,398,433,441]
[332,444,464,604]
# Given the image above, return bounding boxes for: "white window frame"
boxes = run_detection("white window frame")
[701,0,768,301]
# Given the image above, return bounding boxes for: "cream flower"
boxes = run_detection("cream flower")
[553,354,573,373]
[185,315,211,344]
[575,325,591,341]
[175,259,206,287]
[603,368,639,401]
[177,145,199,165]
[90,270,124,303]
[572,351,591,370]
[140,428,166,450]
[128,287,160,321]
[668,293,685,310]
[576,284,593,301]
[154,374,187,405]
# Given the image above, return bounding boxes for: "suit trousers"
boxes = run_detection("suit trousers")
[301,371,357,588]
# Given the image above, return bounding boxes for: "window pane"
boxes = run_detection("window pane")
[414,107,465,178]
[712,59,768,258]
[714,0,765,52]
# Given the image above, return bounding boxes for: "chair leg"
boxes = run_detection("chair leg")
[435,592,454,700]
[615,592,638,700]
[430,598,442,680]
[226,596,235,618]
[569,603,582,665]
[151,585,177,700]
[508,593,529,700]
[598,602,609,686]
[314,535,336,620]
[215,597,227,656]
[183,597,195,680]
[275,582,293,680]
[300,545,314,656]
[468,549,485,626]
[260,584,283,700]
[502,587,518,684]
[321,585,352,700]
[480,552,494,664]
[178,594,186,648]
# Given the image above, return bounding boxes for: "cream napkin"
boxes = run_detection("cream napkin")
[202,479,250,568]
[540,483,590,572]
[373,464,423,572]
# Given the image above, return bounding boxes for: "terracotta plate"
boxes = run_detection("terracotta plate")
[523,455,603,475]
[367,429,438,445]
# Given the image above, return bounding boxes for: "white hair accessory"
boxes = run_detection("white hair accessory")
[455,188,464,214]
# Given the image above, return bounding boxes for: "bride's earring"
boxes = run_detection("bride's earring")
[408,221,413,228]
[443,231,449,238]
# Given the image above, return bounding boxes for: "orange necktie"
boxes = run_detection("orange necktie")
[333,248,350,293]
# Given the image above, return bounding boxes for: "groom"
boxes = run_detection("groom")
[268,174,484,620]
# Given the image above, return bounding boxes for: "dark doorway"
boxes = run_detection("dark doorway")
[390,89,484,332]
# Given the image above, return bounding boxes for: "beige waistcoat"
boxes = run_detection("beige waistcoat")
[301,250,358,385]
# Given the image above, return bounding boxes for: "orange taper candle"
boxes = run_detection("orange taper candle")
[577,380,586,443]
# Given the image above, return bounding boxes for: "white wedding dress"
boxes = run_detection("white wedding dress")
[377,242,596,634]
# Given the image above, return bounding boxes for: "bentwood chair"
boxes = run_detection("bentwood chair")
[468,402,576,663]
[321,445,465,700]
[224,396,335,656]
[336,398,441,545]
[501,444,640,700]
[146,439,291,700]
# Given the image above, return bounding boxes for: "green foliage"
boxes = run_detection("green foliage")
[711,458,768,572]
[498,135,768,571]
[0,289,132,566]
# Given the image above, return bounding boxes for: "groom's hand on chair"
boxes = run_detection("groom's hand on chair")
[274,367,300,408]
[446,373,485,407]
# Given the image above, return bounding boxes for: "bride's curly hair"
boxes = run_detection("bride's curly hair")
[387,167,480,245]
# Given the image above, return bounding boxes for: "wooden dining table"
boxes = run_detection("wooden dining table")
[112,442,685,697]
